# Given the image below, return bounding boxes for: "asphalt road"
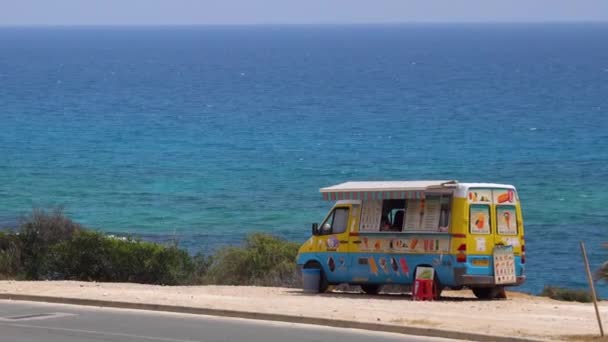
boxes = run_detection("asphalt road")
[0,300,459,342]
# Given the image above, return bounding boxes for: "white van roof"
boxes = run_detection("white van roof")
[320,180,516,201]
[321,180,455,193]
[320,180,456,201]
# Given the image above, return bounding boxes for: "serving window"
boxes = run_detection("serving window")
[381,199,405,232]
[359,194,451,233]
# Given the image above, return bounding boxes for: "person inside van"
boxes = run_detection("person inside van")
[380,216,391,231]
[379,199,406,232]
[392,209,404,231]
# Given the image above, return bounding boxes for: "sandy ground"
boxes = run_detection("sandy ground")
[0,281,606,341]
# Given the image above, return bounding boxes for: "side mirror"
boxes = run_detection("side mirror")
[312,223,319,235]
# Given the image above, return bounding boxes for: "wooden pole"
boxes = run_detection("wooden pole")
[580,241,604,337]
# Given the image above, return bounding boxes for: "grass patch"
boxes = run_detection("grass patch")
[540,285,592,303]
[0,208,300,286]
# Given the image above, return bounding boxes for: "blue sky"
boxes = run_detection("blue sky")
[1,0,608,25]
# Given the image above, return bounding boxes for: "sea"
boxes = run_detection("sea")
[0,24,607,296]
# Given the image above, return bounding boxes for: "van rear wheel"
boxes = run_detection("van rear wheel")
[472,287,506,300]
[361,284,381,295]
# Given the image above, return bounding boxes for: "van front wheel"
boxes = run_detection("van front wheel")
[361,284,381,295]
[318,269,329,293]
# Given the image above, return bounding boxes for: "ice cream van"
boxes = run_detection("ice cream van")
[296,180,526,299]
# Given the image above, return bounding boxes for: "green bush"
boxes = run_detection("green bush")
[0,231,21,278]
[50,231,198,285]
[540,286,592,303]
[17,208,82,279]
[205,233,300,286]
[1,208,301,287]
[191,252,213,282]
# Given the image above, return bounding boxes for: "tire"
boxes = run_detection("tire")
[472,287,506,300]
[318,269,329,293]
[304,262,329,293]
[433,278,445,300]
[361,284,381,295]
[434,280,443,300]
[495,286,507,299]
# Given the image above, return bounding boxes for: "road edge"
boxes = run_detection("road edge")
[0,293,537,342]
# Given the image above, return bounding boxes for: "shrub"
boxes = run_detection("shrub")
[139,244,196,285]
[17,208,81,279]
[205,233,300,286]
[205,246,252,285]
[50,231,198,285]
[2,208,302,287]
[540,286,592,303]
[191,252,213,282]
[0,231,21,278]
[49,230,111,281]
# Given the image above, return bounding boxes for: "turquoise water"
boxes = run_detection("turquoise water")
[1,24,607,295]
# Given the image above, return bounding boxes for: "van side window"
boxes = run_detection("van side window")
[380,199,406,232]
[439,195,451,232]
[320,208,349,235]
[469,204,491,234]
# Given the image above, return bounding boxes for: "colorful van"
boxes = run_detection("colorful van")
[296,180,526,299]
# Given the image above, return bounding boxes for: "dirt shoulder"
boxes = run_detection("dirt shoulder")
[0,281,605,341]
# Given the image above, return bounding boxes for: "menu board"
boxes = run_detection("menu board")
[493,246,516,285]
[403,198,441,232]
[404,199,423,231]
[360,200,382,232]
[421,197,441,231]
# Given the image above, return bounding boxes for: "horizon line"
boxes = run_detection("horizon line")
[1,20,608,28]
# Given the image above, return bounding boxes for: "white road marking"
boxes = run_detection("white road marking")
[0,312,76,322]
[0,321,205,342]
